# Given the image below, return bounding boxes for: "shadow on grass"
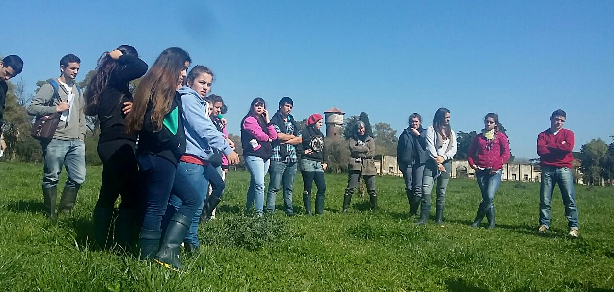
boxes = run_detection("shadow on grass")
[217,204,242,216]
[5,199,46,214]
[445,278,491,292]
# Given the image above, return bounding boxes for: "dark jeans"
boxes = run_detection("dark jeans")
[138,154,177,232]
[300,160,326,200]
[266,160,297,214]
[96,140,139,210]
[400,163,425,198]
[346,171,375,193]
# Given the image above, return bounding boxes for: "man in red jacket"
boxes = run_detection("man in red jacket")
[537,109,578,237]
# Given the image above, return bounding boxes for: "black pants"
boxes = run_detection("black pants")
[301,171,326,199]
[96,139,139,210]
[346,171,375,193]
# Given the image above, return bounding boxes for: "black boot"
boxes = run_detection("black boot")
[368,190,378,211]
[342,191,353,213]
[486,206,496,229]
[435,205,445,226]
[115,209,137,251]
[59,186,79,214]
[154,213,191,271]
[415,203,430,225]
[93,206,114,249]
[315,194,325,215]
[138,228,161,260]
[408,191,420,217]
[303,193,312,216]
[470,207,486,228]
[204,195,221,221]
[42,187,57,220]
[183,240,199,254]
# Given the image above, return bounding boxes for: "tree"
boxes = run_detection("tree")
[343,112,372,139]
[373,122,397,156]
[580,138,609,186]
[455,130,477,160]
[324,137,349,173]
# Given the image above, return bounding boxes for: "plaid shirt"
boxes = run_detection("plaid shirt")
[271,118,299,163]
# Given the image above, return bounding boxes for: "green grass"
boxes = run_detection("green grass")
[0,162,613,291]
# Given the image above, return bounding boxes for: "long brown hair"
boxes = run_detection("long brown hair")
[433,107,451,138]
[84,45,138,116]
[126,47,191,133]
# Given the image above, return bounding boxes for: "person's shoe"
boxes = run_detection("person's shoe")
[303,193,312,216]
[183,240,199,254]
[470,207,486,228]
[93,206,114,249]
[204,195,222,221]
[485,206,496,229]
[415,203,430,226]
[435,205,444,227]
[138,228,161,261]
[154,213,191,271]
[342,192,352,213]
[538,225,548,234]
[42,187,58,220]
[568,228,579,238]
[115,209,137,251]
[368,190,378,211]
[59,186,79,214]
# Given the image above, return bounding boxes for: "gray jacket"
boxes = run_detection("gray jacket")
[27,79,86,140]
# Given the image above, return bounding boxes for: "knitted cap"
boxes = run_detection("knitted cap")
[306,113,323,126]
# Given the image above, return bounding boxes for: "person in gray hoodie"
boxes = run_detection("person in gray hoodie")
[27,54,86,220]
[397,113,427,217]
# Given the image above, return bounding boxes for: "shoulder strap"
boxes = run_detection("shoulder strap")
[47,80,60,105]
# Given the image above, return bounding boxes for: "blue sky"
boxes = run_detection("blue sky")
[3,1,613,158]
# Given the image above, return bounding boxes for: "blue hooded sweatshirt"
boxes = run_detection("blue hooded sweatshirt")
[178,86,233,161]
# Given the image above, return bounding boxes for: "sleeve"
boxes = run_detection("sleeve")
[549,130,574,153]
[536,132,550,156]
[348,138,369,157]
[79,90,86,139]
[27,84,57,116]
[366,138,375,157]
[467,135,479,166]
[242,117,271,142]
[499,133,511,165]
[113,55,148,83]
[183,95,232,155]
[397,133,406,163]
[416,128,428,150]
[267,124,278,140]
[444,130,458,160]
[425,127,438,160]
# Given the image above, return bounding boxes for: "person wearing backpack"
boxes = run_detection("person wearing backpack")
[27,54,87,220]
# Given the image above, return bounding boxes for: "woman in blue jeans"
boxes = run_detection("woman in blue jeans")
[300,114,327,215]
[468,113,510,229]
[241,98,277,217]
[125,47,193,270]
[416,108,457,226]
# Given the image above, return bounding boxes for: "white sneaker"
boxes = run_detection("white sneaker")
[568,228,579,238]
[538,225,548,234]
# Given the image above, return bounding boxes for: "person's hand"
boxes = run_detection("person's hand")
[227,151,240,165]
[437,164,446,172]
[122,102,133,115]
[1,139,6,151]
[435,156,445,164]
[304,149,313,155]
[227,138,235,150]
[221,118,228,126]
[469,164,477,170]
[56,101,70,112]
[410,128,420,136]
[108,49,123,60]
[322,163,328,171]
[263,109,270,123]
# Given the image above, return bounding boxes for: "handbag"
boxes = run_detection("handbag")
[30,80,81,141]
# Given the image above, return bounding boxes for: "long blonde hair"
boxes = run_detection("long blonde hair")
[126,47,191,133]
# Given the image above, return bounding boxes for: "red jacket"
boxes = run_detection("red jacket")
[468,131,511,170]
[537,128,574,168]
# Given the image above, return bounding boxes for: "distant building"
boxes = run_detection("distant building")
[324,107,345,138]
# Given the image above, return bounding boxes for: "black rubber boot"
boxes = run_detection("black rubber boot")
[204,195,221,221]
[435,205,445,226]
[59,186,79,214]
[315,194,325,215]
[42,187,57,220]
[342,191,353,213]
[93,206,114,249]
[115,209,137,251]
[470,207,486,228]
[368,190,378,211]
[138,228,161,261]
[408,191,420,216]
[303,193,312,216]
[154,213,191,271]
[486,206,496,229]
[415,203,430,225]
[183,240,199,254]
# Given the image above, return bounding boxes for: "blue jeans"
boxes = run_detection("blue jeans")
[42,139,86,189]
[421,160,451,207]
[245,155,270,216]
[138,154,177,232]
[539,166,579,229]
[475,169,502,211]
[266,160,297,214]
[400,163,425,198]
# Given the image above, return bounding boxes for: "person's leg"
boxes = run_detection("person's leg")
[114,142,140,250]
[94,141,122,248]
[41,139,67,219]
[245,156,267,217]
[364,175,377,210]
[265,161,285,213]
[282,161,297,215]
[313,163,327,215]
[484,170,502,229]
[471,170,488,227]
[434,161,451,226]
[202,164,225,220]
[417,161,436,225]
[400,163,413,210]
[343,171,361,212]
[411,163,425,216]
[59,140,86,213]
[557,167,579,231]
[171,162,207,249]
[539,167,555,230]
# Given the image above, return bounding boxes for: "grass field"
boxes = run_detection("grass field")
[0,162,613,292]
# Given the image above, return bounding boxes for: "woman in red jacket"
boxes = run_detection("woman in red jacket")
[468,113,510,229]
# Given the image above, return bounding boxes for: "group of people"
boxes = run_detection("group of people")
[0,47,580,272]
[397,108,579,238]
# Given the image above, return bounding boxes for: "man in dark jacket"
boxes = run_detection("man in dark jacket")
[0,55,24,153]
[397,113,427,216]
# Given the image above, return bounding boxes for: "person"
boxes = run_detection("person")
[241,98,277,217]
[125,47,192,270]
[27,54,86,220]
[342,121,378,212]
[416,108,457,226]
[0,55,24,153]
[300,114,327,215]
[537,109,578,237]
[84,45,148,249]
[165,66,238,254]
[468,113,510,229]
[266,97,302,216]
[397,113,427,216]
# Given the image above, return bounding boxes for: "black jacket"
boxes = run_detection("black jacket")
[397,127,427,165]
[98,55,148,143]
[301,126,326,163]
[0,81,7,135]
